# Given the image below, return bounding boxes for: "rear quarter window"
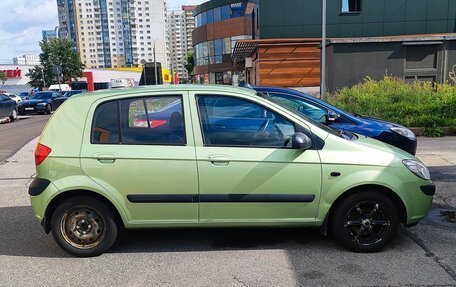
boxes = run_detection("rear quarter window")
[91,101,120,144]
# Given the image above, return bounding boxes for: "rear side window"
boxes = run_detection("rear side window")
[91,101,120,144]
[120,96,185,145]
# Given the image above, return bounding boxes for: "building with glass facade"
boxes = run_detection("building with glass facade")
[195,0,456,90]
[192,0,258,84]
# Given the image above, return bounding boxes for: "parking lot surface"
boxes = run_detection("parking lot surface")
[0,137,454,286]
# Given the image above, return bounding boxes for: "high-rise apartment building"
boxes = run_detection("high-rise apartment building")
[168,5,196,81]
[57,0,169,69]
[42,27,60,41]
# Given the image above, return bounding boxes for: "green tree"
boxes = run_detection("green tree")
[185,52,194,77]
[27,38,84,88]
[0,71,6,85]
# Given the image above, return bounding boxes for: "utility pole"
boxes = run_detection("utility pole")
[321,0,327,100]
[153,39,158,85]
[37,64,46,90]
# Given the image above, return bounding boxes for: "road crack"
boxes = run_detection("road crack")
[405,228,456,282]
[233,275,248,286]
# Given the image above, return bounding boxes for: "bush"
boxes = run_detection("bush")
[327,77,456,137]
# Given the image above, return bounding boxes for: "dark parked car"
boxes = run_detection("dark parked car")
[63,90,85,98]
[18,91,67,115]
[254,86,417,155]
[0,94,18,121]
[19,92,30,100]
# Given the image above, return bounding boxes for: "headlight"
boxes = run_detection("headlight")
[391,127,416,140]
[403,159,430,180]
[37,102,47,106]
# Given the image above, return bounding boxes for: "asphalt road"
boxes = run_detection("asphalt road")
[0,135,455,286]
[0,115,50,162]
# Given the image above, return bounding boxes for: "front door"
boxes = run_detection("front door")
[190,93,322,223]
[80,92,199,224]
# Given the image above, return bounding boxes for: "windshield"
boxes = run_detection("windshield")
[258,92,340,137]
[30,92,52,100]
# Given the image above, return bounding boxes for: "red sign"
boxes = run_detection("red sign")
[1,69,22,78]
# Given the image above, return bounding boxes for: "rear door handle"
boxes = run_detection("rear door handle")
[96,154,117,164]
[208,155,231,166]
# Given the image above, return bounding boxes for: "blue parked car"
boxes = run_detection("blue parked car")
[254,86,417,155]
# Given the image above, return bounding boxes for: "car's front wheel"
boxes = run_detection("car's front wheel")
[331,191,399,252]
[51,196,118,257]
[9,108,17,121]
[45,104,52,115]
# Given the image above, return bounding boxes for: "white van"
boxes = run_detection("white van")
[48,84,71,92]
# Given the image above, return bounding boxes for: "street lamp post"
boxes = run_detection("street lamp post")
[321,0,327,100]
[140,59,147,86]
[37,64,46,90]
[153,39,158,85]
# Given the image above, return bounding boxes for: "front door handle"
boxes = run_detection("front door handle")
[208,155,231,166]
[96,154,117,164]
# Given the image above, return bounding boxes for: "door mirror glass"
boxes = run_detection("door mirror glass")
[326,110,339,124]
[290,132,312,150]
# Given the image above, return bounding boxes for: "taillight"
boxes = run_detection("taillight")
[150,120,167,128]
[35,143,52,166]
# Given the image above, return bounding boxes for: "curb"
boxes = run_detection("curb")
[410,127,456,137]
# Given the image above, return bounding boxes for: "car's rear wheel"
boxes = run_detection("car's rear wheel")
[9,108,17,121]
[331,191,399,252]
[51,196,118,257]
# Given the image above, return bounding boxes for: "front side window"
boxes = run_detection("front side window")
[268,92,328,124]
[120,96,185,145]
[341,0,362,13]
[197,95,295,148]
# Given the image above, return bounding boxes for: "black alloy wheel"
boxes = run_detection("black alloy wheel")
[331,191,399,252]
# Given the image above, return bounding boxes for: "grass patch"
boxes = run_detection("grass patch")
[327,77,456,137]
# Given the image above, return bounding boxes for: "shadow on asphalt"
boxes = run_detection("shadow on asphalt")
[0,205,337,258]
[429,166,456,183]
[0,205,412,262]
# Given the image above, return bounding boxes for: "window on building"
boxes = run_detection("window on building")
[341,0,362,13]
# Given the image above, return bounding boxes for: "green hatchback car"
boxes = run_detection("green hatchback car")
[29,85,434,257]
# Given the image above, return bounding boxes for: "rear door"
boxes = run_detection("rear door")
[81,91,199,224]
[189,92,322,223]
[51,92,67,110]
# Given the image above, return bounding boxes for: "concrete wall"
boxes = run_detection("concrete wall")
[326,39,456,92]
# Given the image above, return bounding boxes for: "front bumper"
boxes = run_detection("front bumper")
[18,105,46,114]
[374,132,417,155]
[395,181,434,225]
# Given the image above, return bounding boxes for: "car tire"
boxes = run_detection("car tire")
[45,104,52,115]
[51,196,118,257]
[330,191,399,252]
[9,108,17,121]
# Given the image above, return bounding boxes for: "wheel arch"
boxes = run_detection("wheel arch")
[320,184,407,235]
[42,189,124,234]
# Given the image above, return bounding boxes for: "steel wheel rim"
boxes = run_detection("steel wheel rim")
[60,206,106,249]
[344,201,391,246]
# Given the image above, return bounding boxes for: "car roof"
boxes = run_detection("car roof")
[73,85,257,99]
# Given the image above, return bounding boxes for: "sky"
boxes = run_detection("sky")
[0,0,206,64]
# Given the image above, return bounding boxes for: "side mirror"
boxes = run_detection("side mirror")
[326,110,339,124]
[291,132,312,150]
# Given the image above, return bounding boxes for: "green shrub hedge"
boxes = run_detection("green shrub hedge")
[326,77,456,136]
